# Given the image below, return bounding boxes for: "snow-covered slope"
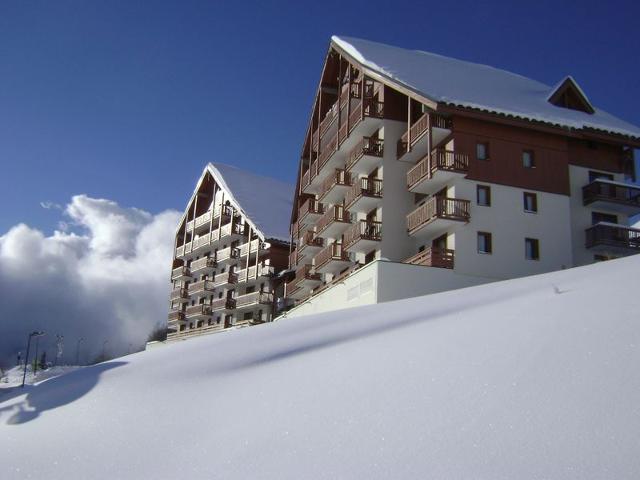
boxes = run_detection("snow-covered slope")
[1,255,640,479]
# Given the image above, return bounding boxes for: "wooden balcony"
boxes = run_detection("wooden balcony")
[407,149,470,195]
[345,137,384,174]
[582,180,640,215]
[171,266,191,281]
[397,112,453,159]
[298,198,324,227]
[185,304,213,319]
[318,131,339,171]
[316,205,351,239]
[344,177,383,212]
[289,248,297,269]
[297,231,324,261]
[188,280,216,296]
[287,264,321,299]
[235,291,274,309]
[314,242,351,274]
[210,297,236,312]
[404,248,454,269]
[319,168,352,204]
[192,232,213,253]
[238,238,261,257]
[585,223,640,253]
[167,310,186,322]
[407,197,471,238]
[212,271,238,288]
[190,256,217,273]
[216,246,240,263]
[170,287,189,303]
[186,210,212,233]
[348,98,384,135]
[343,220,382,253]
[220,220,244,240]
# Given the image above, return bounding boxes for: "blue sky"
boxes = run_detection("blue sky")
[1,0,639,233]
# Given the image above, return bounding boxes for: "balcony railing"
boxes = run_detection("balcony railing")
[289,248,297,268]
[188,280,216,295]
[407,197,471,234]
[212,271,238,288]
[217,246,240,262]
[585,223,640,250]
[319,104,338,138]
[404,247,455,269]
[170,287,189,301]
[168,310,186,322]
[407,149,470,189]
[185,304,213,318]
[314,242,350,270]
[319,169,352,200]
[346,137,384,171]
[339,80,361,106]
[220,221,243,238]
[235,291,274,308]
[397,113,453,157]
[316,205,351,235]
[582,180,640,209]
[239,238,261,257]
[343,220,382,249]
[171,266,191,280]
[318,132,339,170]
[299,230,324,251]
[211,297,236,311]
[344,177,383,209]
[190,256,217,273]
[348,99,384,133]
[299,198,324,222]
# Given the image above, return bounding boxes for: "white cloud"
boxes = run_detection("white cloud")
[39,201,62,210]
[0,195,180,367]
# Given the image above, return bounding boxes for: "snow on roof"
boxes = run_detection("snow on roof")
[332,36,640,139]
[2,255,640,478]
[206,163,293,242]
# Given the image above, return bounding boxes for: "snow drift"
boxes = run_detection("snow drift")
[1,254,639,479]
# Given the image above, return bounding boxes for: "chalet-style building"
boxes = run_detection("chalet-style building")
[285,36,640,317]
[167,163,292,339]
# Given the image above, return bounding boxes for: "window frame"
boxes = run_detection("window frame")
[523,192,538,213]
[522,150,536,168]
[477,185,492,207]
[525,238,540,261]
[476,142,489,161]
[477,231,493,254]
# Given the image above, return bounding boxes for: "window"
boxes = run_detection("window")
[525,238,540,260]
[477,232,492,254]
[476,142,489,161]
[588,170,614,183]
[591,211,618,225]
[523,192,538,213]
[477,185,491,206]
[522,150,535,168]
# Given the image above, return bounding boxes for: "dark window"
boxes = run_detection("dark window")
[588,170,614,183]
[523,150,535,168]
[476,142,489,161]
[477,232,492,254]
[477,185,491,206]
[525,238,540,260]
[523,192,538,213]
[591,212,618,225]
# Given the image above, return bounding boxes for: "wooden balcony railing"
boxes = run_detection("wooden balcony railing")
[299,230,324,251]
[319,169,352,200]
[185,304,213,318]
[176,245,185,257]
[348,99,384,133]
[318,132,339,170]
[319,104,338,138]
[188,280,216,295]
[168,310,186,322]
[346,137,384,171]
[171,266,191,280]
[407,197,471,233]
[289,248,297,268]
[404,247,455,269]
[582,180,640,208]
[220,221,243,238]
[407,149,470,189]
[316,205,351,234]
[585,223,640,250]
[299,198,324,221]
[314,242,350,270]
[235,291,274,308]
[309,159,318,182]
[170,287,189,301]
[239,238,261,257]
[343,220,382,249]
[397,113,453,157]
[212,271,238,288]
[344,177,383,209]
[301,169,310,191]
[216,246,239,262]
[190,256,217,272]
[211,297,236,311]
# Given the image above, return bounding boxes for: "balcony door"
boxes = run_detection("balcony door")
[432,234,447,251]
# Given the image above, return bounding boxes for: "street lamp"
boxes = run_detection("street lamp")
[22,331,45,388]
[76,337,84,365]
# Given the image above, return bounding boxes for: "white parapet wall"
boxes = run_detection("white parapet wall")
[280,260,495,318]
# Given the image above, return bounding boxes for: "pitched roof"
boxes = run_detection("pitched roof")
[180,163,293,242]
[331,36,640,140]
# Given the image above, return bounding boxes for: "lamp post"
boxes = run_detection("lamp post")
[22,331,45,388]
[76,337,84,365]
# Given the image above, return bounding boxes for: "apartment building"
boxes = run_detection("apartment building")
[167,163,292,339]
[285,36,640,317]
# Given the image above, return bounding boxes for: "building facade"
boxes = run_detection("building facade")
[167,163,292,339]
[285,36,640,314]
